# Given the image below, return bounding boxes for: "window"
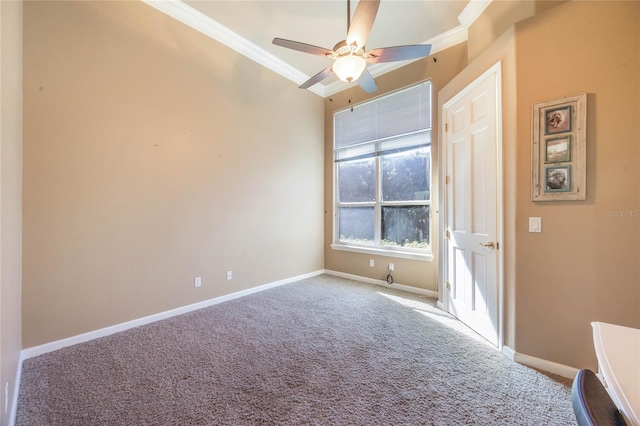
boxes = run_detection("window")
[333,82,432,259]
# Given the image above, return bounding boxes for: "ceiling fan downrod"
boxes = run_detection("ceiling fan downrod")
[347,0,351,34]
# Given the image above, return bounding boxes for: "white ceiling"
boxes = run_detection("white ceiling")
[143,0,492,97]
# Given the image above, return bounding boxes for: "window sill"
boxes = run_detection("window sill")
[330,243,433,261]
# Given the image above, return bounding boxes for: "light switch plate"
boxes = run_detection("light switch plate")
[529,217,542,233]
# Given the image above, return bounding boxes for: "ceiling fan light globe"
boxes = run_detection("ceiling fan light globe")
[333,55,366,83]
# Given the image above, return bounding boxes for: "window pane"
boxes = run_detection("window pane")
[338,207,374,244]
[337,158,376,202]
[381,206,430,248]
[381,146,430,202]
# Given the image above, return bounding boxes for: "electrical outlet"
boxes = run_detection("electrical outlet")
[369,259,374,267]
[226,271,232,280]
[194,277,202,288]
[389,263,394,272]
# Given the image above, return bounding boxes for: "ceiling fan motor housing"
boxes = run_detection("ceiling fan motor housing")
[332,40,365,59]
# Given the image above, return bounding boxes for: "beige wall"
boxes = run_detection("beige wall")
[323,43,468,291]
[441,0,639,369]
[467,0,567,62]
[22,1,325,348]
[0,1,23,424]
[514,0,640,369]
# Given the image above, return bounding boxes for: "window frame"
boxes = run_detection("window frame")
[331,82,433,262]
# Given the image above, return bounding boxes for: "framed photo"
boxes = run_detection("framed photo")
[545,136,571,163]
[545,106,572,134]
[545,165,571,192]
[531,93,586,201]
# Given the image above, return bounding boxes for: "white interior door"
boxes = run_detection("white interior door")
[442,64,501,346]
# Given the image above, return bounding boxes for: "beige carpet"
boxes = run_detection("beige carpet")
[16,275,576,425]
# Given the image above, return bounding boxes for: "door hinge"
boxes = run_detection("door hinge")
[445,229,451,239]
[446,281,451,290]
[445,123,449,132]
[445,176,449,185]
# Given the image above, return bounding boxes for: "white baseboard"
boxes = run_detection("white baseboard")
[501,345,516,360]
[8,352,23,426]
[21,270,325,360]
[502,345,578,379]
[323,269,439,299]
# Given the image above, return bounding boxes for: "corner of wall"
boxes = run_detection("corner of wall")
[0,1,23,425]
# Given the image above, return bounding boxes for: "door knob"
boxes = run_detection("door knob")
[479,242,495,249]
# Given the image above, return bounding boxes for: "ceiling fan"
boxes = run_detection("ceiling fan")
[272,0,432,93]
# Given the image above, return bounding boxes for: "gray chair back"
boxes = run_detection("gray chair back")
[571,369,628,426]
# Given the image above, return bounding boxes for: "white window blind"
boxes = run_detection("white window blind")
[334,82,431,161]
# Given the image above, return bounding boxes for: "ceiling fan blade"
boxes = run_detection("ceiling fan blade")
[366,44,432,63]
[346,0,380,49]
[299,66,334,89]
[357,69,377,94]
[272,38,333,57]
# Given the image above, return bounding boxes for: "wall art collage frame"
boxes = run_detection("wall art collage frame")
[531,93,587,201]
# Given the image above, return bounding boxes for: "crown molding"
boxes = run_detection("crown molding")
[142,0,490,99]
[141,0,326,97]
[458,0,493,28]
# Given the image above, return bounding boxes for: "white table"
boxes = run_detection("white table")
[591,321,640,426]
